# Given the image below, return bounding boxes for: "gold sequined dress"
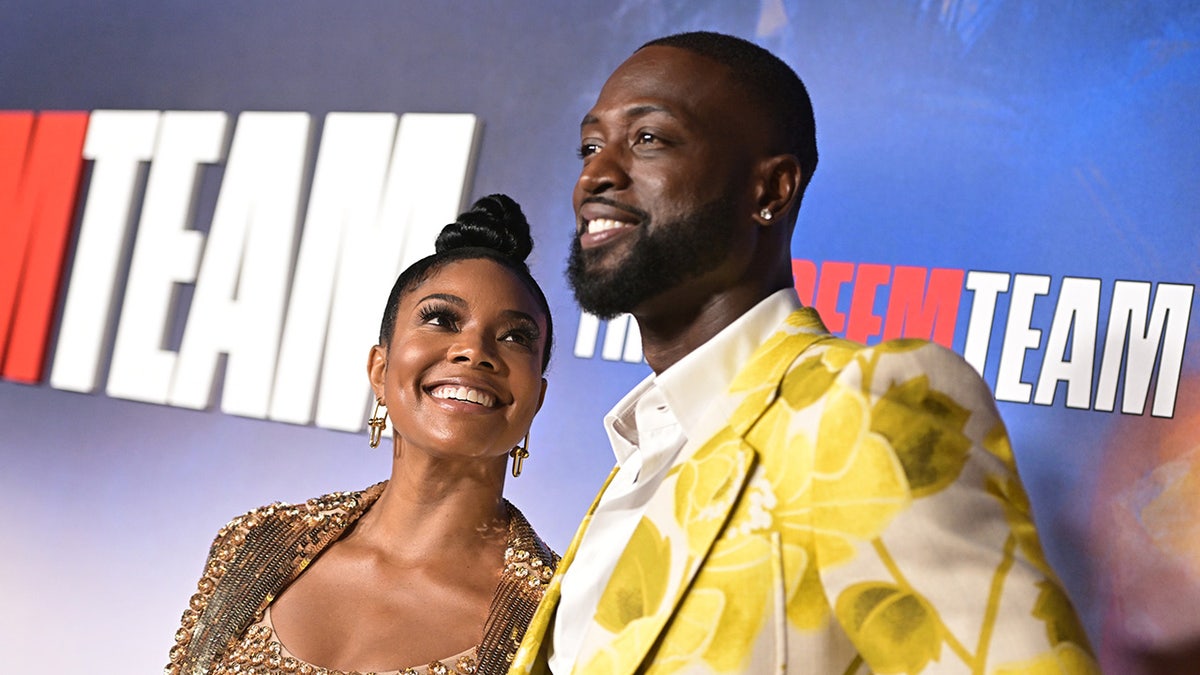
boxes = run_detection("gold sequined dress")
[166,482,557,675]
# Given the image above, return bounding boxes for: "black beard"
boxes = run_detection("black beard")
[567,198,737,320]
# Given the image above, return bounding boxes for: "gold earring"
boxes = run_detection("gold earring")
[759,207,773,221]
[509,433,530,477]
[368,398,387,448]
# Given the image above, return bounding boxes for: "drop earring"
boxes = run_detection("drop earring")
[509,433,530,477]
[367,398,387,448]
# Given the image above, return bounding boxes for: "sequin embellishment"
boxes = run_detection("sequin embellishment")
[166,483,558,675]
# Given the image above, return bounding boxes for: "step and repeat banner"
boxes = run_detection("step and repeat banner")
[2,2,1197,672]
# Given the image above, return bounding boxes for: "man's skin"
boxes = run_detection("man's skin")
[572,45,804,371]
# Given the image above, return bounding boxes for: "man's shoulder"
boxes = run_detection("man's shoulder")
[771,334,996,413]
[787,334,978,379]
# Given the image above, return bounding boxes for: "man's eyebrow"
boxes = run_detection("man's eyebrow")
[580,104,675,129]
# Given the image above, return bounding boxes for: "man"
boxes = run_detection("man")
[513,32,1097,674]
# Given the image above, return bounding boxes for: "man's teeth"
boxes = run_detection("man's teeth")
[431,385,496,408]
[587,218,634,234]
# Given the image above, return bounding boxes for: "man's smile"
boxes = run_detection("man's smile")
[586,217,636,234]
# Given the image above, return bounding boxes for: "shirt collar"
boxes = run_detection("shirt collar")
[602,288,803,463]
[657,289,802,439]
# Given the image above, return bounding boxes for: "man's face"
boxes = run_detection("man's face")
[567,46,769,319]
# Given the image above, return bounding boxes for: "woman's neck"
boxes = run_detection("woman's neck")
[350,451,510,560]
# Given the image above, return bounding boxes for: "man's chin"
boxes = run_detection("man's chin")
[570,284,634,320]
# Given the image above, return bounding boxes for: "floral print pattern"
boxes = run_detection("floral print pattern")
[512,307,1097,675]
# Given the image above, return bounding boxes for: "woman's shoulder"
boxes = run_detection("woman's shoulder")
[206,481,387,556]
[169,482,387,672]
[504,500,559,576]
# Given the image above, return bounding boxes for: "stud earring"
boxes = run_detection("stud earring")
[759,208,773,221]
[367,398,387,448]
[509,433,530,477]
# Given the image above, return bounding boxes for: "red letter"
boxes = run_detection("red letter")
[792,259,817,306]
[0,111,90,382]
[882,266,965,348]
[846,263,891,343]
[814,261,855,333]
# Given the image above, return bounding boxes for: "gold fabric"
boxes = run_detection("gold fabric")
[225,611,480,675]
[167,482,556,675]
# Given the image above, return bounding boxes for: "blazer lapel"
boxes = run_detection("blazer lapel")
[579,435,759,674]
[574,307,833,675]
[510,466,619,674]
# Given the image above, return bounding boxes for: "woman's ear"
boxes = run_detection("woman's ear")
[367,344,387,399]
[535,378,548,414]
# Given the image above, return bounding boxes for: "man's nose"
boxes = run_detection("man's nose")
[577,147,630,195]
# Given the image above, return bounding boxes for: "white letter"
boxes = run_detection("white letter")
[269,113,399,425]
[1096,281,1194,417]
[1033,276,1099,409]
[169,112,310,416]
[314,113,480,432]
[994,274,1050,403]
[962,271,1010,375]
[573,311,602,359]
[106,112,227,403]
[597,314,638,363]
[51,110,159,393]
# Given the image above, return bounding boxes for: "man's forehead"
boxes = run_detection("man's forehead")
[607,45,730,89]
[586,46,735,119]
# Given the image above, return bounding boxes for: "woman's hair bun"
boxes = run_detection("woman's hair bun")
[434,193,533,263]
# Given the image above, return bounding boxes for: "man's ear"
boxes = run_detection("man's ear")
[367,344,387,399]
[753,153,803,225]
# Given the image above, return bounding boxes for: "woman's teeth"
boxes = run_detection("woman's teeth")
[430,385,496,408]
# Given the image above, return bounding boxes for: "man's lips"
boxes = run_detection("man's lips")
[579,221,635,250]
[577,200,645,249]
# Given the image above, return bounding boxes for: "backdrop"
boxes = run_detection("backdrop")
[1,2,1197,672]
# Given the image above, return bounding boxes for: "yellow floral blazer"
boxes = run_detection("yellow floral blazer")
[511,307,1097,674]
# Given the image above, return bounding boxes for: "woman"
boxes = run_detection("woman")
[167,194,557,675]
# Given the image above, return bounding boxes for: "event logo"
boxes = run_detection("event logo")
[3,110,1194,428]
[1,109,480,432]
[575,262,1193,418]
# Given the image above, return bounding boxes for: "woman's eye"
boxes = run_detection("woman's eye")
[418,307,459,329]
[501,330,535,348]
[499,322,541,350]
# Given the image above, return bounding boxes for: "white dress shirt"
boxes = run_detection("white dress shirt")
[548,289,803,673]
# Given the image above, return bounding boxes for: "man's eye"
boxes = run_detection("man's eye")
[634,132,658,145]
[577,142,601,159]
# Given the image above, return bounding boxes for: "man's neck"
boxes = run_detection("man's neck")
[637,282,787,374]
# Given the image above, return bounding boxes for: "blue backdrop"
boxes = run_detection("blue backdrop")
[1,2,1197,672]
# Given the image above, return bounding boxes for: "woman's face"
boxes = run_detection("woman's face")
[368,258,548,461]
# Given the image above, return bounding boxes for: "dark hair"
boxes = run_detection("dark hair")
[640,31,818,195]
[378,194,554,371]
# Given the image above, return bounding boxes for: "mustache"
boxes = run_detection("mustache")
[577,196,651,225]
